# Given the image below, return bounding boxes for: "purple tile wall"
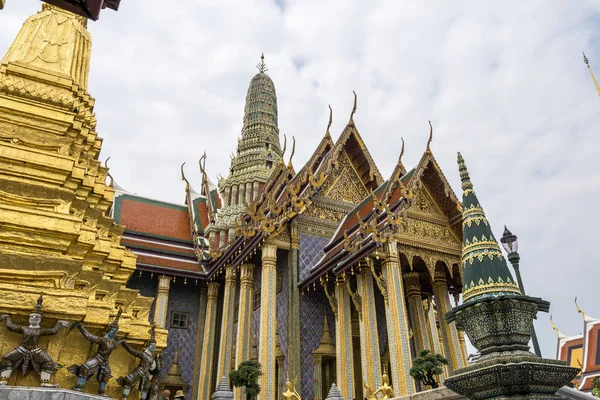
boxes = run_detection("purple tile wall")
[374,288,388,357]
[160,279,201,399]
[276,250,289,380]
[299,289,335,400]
[299,234,329,282]
[251,266,262,351]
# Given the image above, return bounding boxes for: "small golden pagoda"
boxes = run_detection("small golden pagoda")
[0,4,164,397]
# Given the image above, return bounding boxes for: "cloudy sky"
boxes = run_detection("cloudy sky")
[2,0,600,359]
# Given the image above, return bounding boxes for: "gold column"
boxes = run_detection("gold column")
[192,286,208,400]
[335,275,355,400]
[216,265,237,385]
[197,282,220,400]
[403,273,428,353]
[432,271,465,372]
[314,355,323,400]
[258,243,277,400]
[153,275,171,328]
[234,263,254,400]
[354,263,382,389]
[382,242,415,395]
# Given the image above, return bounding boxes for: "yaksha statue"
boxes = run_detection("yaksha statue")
[0,295,70,386]
[144,352,163,400]
[117,325,158,399]
[68,308,124,395]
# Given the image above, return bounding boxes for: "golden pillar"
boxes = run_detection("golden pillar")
[192,286,208,400]
[258,243,277,400]
[335,275,355,400]
[382,242,415,395]
[216,265,237,385]
[234,263,254,399]
[197,282,220,400]
[353,263,382,389]
[403,273,428,353]
[153,275,171,328]
[432,271,465,372]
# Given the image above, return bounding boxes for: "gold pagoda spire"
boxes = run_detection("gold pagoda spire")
[2,4,92,90]
[583,52,600,97]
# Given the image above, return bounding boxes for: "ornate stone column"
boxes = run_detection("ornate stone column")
[335,275,355,400]
[192,286,208,400]
[245,182,252,204]
[238,183,245,205]
[258,243,277,400]
[287,223,301,392]
[234,264,254,400]
[314,355,323,400]
[153,275,171,328]
[382,242,415,395]
[353,262,382,390]
[403,272,428,353]
[224,186,231,207]
[197,282,220,400]
[216,265,237,385]
[231,185,239,206]
[253,181,259,201]
[432,271,465,372]
[235,264,254,364]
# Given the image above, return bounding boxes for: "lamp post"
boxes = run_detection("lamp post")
[500,226,542,357]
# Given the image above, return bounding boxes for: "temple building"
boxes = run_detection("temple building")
[551,301,600,393]
[116,54,469,399]
[0,5,473,400]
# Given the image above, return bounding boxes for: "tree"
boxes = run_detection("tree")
[592,377,600,397]
[410,350,448,389]
[229,360,262,400]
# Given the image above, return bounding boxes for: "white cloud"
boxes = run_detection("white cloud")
[1,0,599,359]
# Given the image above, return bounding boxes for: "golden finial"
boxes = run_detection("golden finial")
[398,137,405,165]
[181,162,190,192]
[325,104,332,138]
[281,135,287,165]
[104,157,114,188]
[288,136,296,168]
[257,53,268,73]
[550,315,564,339]
[348,90,357,127]
[583,52,600,97]
[575,297,586,319]
[426,120,433,153]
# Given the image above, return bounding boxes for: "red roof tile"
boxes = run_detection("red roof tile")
[116,195,191,242]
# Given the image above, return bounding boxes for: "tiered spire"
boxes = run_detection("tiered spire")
[229,53,282,179]
[457,152,521,302]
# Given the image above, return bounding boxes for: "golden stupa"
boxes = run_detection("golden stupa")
[0,4,165,397]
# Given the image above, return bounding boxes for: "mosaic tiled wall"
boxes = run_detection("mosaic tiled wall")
[299,289,335,400]
[374,288,388,358]
[251,266,262,351]
[299,234,329,282]
[126,274,200,399]
[161,280,201,399]
[276,249,289,382]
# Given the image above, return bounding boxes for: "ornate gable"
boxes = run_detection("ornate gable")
[322,151,369,204]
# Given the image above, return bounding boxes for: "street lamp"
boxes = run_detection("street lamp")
[501,226,542,357]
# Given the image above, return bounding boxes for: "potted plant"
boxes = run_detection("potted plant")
[409,350,448,389]
[229,360,262,400]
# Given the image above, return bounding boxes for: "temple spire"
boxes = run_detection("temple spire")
[2,5,92,90]
[257,53,268,73]
[583,52,600,97]
[457,152,521,302]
